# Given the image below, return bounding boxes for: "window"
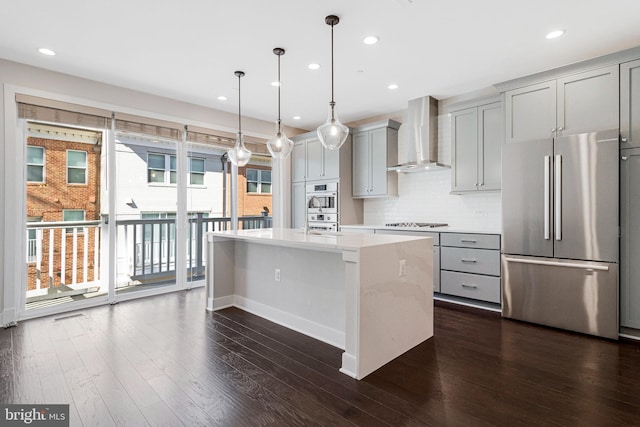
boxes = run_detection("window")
[147,153,176,184]
[190,157,205,185]
[246,168,271,194]
[63,209,85,233]
[27,146,45,183]
[67,150,87,184]
[26,217,42,263]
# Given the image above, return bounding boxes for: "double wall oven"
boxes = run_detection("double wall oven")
[306,182,338,232]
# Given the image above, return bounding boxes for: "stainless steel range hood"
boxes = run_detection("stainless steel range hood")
[387,96,449,173]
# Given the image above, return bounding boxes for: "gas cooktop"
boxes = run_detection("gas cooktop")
[385,222,448,228]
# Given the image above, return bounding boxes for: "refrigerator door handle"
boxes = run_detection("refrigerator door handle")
[503,256,609,271]
[554,154,562,241]
[544,156,551,240]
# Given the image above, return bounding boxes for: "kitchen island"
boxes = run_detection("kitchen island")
[205,228,433,380]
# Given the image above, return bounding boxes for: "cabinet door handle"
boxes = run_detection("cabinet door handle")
[461,283,478,289]
[557,126,564,132]
[551,127,556,133]
[461,259,477,263]
[460,239,477,243]
[621,137,628,143]
[622,156,628,161]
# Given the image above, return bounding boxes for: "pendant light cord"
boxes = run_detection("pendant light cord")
[330,21,335,105]
[237,73,242,136]
[277,53,282,130]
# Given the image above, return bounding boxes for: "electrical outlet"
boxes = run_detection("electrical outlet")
[275,268,281,282]
[399,259,406,277]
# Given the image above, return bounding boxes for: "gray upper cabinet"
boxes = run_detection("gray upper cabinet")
[621,59,640,148]
[505,65,619,143]
[505,80,556,143]
[291,140,306,182]
[352,120,399,198]
[620,148,640,329]
[451,101,503,193]
[291,133,340,182]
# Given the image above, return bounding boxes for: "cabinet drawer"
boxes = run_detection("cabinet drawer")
[441,247,500,276]
[441,271,501,303]
[441,233,500,249]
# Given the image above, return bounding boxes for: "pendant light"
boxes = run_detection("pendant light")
[317,15,349,151]
[267,48,294,159]
[228,70,252,167]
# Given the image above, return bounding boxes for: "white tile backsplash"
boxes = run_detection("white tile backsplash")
[363,114,502,230]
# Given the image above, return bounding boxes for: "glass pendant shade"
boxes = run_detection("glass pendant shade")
[228,70,251,167]
[228,132,252,167]
[317,103,349,150]
[267,123,294,158]
[318,15,349,151]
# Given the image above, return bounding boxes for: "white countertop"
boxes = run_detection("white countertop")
[208,227,432,252]
[340,224,502,235]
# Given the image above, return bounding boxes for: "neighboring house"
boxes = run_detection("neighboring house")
[26,123,102,291]
[235,160,273,217]
[25,124,273,292]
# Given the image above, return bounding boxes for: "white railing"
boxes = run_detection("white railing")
[25,220,101,291]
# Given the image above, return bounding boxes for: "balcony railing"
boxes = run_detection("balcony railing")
[25,220,102,298]
[26,215,272,300]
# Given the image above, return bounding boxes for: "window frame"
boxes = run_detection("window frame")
[62,209,86,234]
[66,149,88,185]
[147,152,178,185]
[189,157,205,186]
[27,145,45,183]
[246,168,272,194]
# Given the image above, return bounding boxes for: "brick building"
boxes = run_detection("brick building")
[26,124,102,291]
[228,160,273,217]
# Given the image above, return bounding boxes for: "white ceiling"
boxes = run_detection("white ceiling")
[2,0,640,131]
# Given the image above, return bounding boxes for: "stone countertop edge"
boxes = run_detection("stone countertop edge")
[207,228,434,253]
[340,224,502,235]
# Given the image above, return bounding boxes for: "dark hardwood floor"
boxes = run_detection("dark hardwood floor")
[1,288,639,426]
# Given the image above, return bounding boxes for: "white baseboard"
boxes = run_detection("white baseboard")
[233,295,345,349]
[209,295,234,311]
[340,353,357,379]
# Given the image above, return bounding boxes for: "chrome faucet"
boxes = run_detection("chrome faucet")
[305,196,322,235]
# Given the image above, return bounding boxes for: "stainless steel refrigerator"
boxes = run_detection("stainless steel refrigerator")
[501,129,619,339]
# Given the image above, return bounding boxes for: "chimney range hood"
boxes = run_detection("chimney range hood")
[387,96,449,173]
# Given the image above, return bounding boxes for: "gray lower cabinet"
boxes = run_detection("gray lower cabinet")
[451,102,503,192]
[439,232,501,304]
[620,148,640,330]
[505,64,619,143]
[621,59,640,149]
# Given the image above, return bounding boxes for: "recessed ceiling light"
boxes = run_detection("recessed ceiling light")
[293,116,301,120]
[217,96,227,101]
[388,83,399,90]
[271,81,281,87]
[38,48,55,56]
[545,29,565,39]
[363,36,379,45]
[308,63,320,70]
